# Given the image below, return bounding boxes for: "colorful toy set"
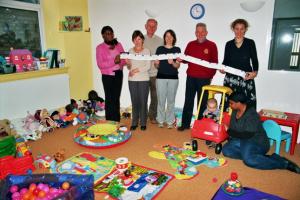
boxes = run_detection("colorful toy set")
[148,144,227,180]
[74,120,131,149]
[221,172,244,196]
[94,157,174,200]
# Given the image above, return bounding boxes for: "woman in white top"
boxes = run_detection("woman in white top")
[125,30,151,131]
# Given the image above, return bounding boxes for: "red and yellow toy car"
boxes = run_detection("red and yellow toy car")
[191,85,232,154]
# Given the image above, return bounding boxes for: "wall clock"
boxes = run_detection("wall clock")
[190,3,205,20]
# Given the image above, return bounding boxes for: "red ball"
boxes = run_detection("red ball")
[32,188,40,196]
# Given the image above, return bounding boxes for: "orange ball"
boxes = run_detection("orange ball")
[38,190,46,198]
[62,182,70,190]
[29,183,37,192]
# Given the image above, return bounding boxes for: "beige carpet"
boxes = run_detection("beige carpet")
[28,119,300,200]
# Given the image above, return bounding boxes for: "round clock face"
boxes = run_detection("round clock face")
[190,3,205,20]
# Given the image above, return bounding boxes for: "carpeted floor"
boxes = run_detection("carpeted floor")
[28,119,300,200]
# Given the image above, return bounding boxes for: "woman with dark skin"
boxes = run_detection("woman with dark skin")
[222,92,300,174]
[96,26,125,122]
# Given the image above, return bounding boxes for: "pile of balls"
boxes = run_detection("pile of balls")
[9,181,70,200]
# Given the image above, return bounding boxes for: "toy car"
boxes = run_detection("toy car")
[191,85,232,154]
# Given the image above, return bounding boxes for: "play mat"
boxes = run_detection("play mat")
[94,163,173,200]
[51,152,173,200]
[149,144,227,180]
[73,120,131,148]
[50,152,115,184]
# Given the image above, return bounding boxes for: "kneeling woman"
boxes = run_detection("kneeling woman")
[222,92,300,174]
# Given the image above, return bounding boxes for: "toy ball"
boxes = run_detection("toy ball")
[19,188,28,195]
[12,191,21,198]
[38,190,46,198]
[41,185,50,193]
[10,185,19,193]
[29,183,37,192]
[21,192,32,200]
[37,183,44,190]
[33,188,40,196]
[62,181,70,190]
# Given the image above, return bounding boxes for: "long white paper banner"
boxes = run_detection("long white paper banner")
[120,53,246,78]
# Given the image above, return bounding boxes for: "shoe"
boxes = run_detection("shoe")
[141,126,147,131]
[130,126,137,131]
[177,126,189,131]
[167,124,173,129]
[158,123,164,128]
[150,119,158,124]
[282,157,300,174]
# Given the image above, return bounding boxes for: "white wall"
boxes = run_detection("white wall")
[88,0,300,114]
[0,74,70,119]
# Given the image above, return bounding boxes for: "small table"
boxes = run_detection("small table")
[259,110,300,155]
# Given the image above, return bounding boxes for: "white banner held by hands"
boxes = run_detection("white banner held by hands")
[120,53,246,78]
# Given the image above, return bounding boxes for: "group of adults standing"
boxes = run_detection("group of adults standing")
[95,18,300,174]
[96,18,259,131]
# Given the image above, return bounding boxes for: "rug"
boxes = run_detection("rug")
[94,163,174,200]
[50,152,115,184]
[73,120,131,149]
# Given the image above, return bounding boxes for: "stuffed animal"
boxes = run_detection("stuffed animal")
[35,109,58,132]
[0,119,16,137]
[53,149,65,163]
[23,112,44,138]
[51,111,68,128]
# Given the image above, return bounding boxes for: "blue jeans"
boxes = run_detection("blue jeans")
[222,138,287,170]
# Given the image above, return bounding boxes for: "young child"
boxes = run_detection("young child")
[203,98,220,147]
[203,98,220,122]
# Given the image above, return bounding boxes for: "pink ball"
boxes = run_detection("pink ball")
[19,188,28,195]
[11,191,20,198]
[37,183,44,190]
[10,185,19,193]
[12,196,21,200]
[41,185,50,193]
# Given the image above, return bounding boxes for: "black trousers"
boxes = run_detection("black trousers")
[102,70,123,122]
[181,76,211,128]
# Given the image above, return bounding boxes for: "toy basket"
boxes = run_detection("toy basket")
[0,174,94,200]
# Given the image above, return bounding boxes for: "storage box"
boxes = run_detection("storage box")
[0,174,94,200]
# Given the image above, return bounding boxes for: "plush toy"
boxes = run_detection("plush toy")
[34,109,58,132]
[88,90,105,116]
[23,112,44,138]
[0,119,17,137]
[53,148,65,163]
[51,111,68,128]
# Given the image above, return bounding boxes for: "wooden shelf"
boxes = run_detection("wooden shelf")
[0,67,69,83]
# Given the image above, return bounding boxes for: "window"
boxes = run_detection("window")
[269,0,300,71]
[0,0,44,58]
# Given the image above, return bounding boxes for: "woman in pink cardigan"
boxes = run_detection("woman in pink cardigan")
[96,26,125,122]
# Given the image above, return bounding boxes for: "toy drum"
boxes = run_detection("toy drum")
[115,157,129,171]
